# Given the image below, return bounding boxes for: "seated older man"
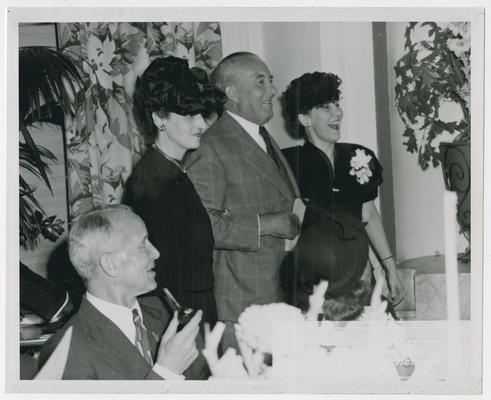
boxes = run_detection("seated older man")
[38,205,207,380]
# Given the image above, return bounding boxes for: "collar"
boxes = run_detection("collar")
[226,110,267,152]
[304,141,337,163]
[86,292,143,344]
[152,144,187,173]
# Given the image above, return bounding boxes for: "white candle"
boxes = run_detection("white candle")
[443,190,463,380]
[443,190,460,321]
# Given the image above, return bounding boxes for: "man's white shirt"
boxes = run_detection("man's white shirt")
[226,110,268,153]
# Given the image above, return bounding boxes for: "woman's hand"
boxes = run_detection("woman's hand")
[372,266,390,299]
[386,269,407,306]
[362,201,407,306]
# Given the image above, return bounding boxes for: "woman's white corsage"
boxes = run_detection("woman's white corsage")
[349,149,373,184]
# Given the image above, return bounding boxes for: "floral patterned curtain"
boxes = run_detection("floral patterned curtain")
[57,22,222,218]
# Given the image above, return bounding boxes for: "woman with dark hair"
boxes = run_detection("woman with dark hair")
[124,56,224,326]
[322,281,371,321]
[190,66,222,126]
[282,72,405,311]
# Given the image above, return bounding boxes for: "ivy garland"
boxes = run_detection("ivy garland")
[394,22,470,170]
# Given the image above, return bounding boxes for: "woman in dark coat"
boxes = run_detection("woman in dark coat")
[124,57,224,325]
[282,72,405,310]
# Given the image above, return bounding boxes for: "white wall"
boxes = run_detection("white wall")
[319,23,378,152]
[220,22,265,60]
[262,22,321,149]
[386,22,465,261]
[19,23,57,47]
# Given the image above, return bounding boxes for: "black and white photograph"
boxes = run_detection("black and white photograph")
[3,3,487,396]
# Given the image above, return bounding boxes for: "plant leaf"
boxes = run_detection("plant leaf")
[20,127,55,194]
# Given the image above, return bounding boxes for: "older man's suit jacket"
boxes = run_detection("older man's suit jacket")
[38,296,208,380]
[185,112,300,322]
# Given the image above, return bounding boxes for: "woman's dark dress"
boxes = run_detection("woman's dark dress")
[124,146,217,325]
[283,142,382,308]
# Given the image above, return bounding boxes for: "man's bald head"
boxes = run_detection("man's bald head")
[212,52,277,125]
[211,52,259,92]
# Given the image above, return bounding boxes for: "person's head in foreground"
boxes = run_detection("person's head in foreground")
[322,280,371,321]
[133,56,224,159]
[283,71,343,144]
[68,204,160,307]
[211,52,277,126]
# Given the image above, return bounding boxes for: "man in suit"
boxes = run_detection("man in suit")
[38,205,207,380]
[185,52,301,350]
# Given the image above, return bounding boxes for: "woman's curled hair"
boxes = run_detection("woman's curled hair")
[283,71,342,125]
[133,56,225,144]
[322,280,371,321]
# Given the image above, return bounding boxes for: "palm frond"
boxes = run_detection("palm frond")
[19,46,87,126]
[20,127,56,193]
[22,102,65,128]
[18,45,83,248]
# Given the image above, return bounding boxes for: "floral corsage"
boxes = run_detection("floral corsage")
[349,148,373,184]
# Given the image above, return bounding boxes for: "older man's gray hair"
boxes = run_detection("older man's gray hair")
[211,51,258,92]
[68,204,133,281]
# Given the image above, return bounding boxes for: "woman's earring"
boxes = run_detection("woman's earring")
[158,125,166,132]
[305,122,312,128]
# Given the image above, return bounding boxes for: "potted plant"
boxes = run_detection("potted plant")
[19,46,86,249]
[394,22,471,260]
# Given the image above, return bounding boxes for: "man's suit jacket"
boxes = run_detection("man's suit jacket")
[185,111,300,322]
[38,296,208,380]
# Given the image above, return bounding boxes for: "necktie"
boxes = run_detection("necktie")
[132,308,153,366]
[259,126,281,169]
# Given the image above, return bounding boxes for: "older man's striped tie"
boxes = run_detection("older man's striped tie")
[132,308,153,366]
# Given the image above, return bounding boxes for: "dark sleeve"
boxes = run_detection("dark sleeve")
[126,173,183,292]
[282,147,300,176]
[363,146,383,202]
[123,160,178,255]
[186,141,260,251]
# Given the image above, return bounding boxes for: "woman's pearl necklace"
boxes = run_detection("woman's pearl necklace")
[153,144,187,173]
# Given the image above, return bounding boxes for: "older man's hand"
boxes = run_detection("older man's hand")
[259,212,300,239]
[155,310,202,374]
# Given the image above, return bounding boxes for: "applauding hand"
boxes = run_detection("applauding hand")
[359,279,389,321]
[202,322,248,379]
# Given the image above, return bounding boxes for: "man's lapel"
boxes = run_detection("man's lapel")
[269,133,301,198]
[222,113,296,200]
[80,298,153,377]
